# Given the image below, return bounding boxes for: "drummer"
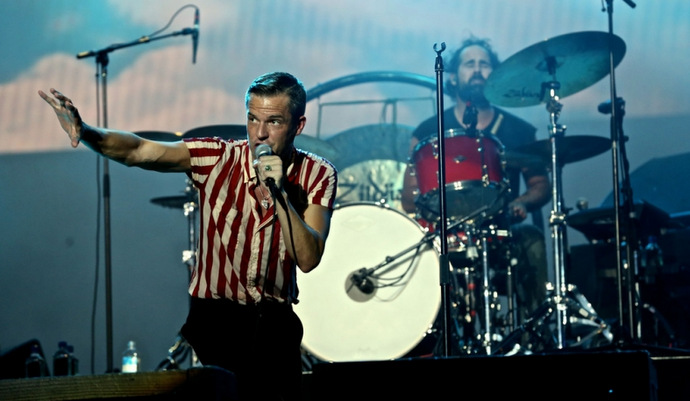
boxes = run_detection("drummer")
[401,35,551,324]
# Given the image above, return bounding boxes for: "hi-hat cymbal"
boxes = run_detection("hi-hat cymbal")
[183,124,247,140]
[484,31,626,107]
[513,135,611,165]
[135,131,184,141]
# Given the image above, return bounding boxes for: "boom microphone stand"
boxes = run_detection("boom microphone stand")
[76,14,198,373]
[431,42,454,357]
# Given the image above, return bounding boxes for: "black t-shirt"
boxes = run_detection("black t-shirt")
[411,106,544,201]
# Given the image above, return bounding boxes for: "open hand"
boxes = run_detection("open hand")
[38,88,83,148]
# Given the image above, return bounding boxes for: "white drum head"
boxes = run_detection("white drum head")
[294,202,441,362]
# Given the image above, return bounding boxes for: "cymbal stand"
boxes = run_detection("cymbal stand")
[543,79,569,349]
[182,178,199,272]
[158,179,200,371]
[462,93,496,354]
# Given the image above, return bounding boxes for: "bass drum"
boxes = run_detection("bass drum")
[294,202,441,362]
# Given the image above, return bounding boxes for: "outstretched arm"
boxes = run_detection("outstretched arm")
[38,88,191,172]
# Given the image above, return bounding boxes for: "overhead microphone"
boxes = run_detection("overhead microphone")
[597,97,625,115]
[192,8,199,64]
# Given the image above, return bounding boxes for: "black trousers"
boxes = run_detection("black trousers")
[181,297,304,401]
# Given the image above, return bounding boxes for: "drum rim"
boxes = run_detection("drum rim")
[412,129,506,156]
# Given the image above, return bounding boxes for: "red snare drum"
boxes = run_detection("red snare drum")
[411,129,509,222]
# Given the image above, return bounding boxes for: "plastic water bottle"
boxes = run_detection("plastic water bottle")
[121,340,140,373]
[53,341,73,376]
[25,343,49,378]
[69,344,79,375]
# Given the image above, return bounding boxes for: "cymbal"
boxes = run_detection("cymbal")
[183,125,337,160]
[503,150,546,169]
[183,124,247,140]
[513,135,611,165]
[295,135,339,161]
[135,131,184,141]
[151,194,197,209]
[484,31,626,107]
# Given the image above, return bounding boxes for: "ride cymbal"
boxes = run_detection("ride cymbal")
[513,135,611,165]
[484,31,626,107]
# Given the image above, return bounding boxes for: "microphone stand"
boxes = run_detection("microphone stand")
[602,0,638,345]
[76,27,197,374]
[431,42,453,357]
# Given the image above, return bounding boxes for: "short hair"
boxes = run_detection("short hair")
[444,36,501,92]
[245,72,307,122]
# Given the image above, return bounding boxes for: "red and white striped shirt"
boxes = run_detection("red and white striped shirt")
[183,137,337,305]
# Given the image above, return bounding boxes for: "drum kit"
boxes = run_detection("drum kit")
[296,31,627,362]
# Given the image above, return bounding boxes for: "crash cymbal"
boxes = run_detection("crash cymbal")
[183,124,247,140]
[484,31,626,107]
[151,194,197,209]
[513,135,611,165]
[295,135,339,161]
[135,131,183,141]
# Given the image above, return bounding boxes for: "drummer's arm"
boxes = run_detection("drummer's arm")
[401,137,420,214]
[510,169,551,216]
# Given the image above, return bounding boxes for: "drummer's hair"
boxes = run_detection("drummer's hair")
[445,36,500,90]
[246,71,307,121]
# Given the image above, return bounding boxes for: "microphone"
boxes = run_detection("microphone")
[255,144,286,206]
[192,8,199,64]
[463,100,478,132]
[597,97,625,115]
[255,143,273,159]
[351,268,376,294]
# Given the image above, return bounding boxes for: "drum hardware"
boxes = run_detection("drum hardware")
[150,179,200,270]
[483,31,626,351]
[150,179,201,369]
[446,222,517,355]
[491,284,613,355]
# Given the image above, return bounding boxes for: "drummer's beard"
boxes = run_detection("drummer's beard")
[457,79,490,109]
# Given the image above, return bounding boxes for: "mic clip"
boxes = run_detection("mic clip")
[351,268,376,294]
